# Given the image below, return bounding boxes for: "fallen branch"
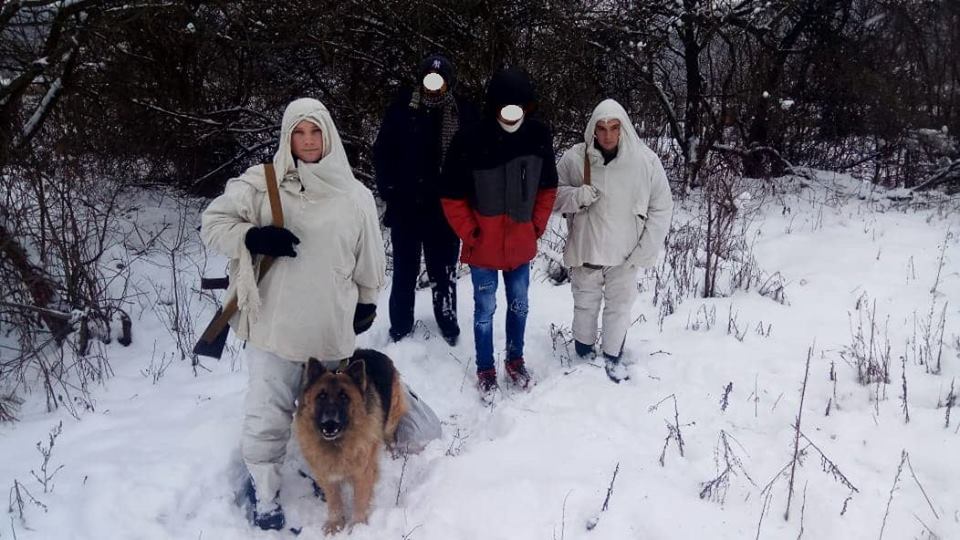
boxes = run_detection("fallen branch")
[712,143,796,176]
[912,158,960,192]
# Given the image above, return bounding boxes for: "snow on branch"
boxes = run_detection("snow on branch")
[21,76,62,139]
[912,159,960,192]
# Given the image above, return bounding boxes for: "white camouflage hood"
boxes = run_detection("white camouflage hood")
[584,98,644,161]
[275,98,339,174]
[554,98,674,268]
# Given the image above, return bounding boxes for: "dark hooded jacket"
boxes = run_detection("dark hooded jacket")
[373,56,478,227]
[439,68,558,270]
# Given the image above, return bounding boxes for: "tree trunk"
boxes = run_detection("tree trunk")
[682,0,704,189]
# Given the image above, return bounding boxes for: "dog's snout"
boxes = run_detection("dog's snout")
[318,406,342,424]
[314,399,349,440]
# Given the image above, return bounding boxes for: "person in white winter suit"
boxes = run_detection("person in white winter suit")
[553,99,673,382]
[201,98,386,530]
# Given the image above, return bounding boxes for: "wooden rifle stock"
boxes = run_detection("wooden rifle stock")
[193,164,283,358]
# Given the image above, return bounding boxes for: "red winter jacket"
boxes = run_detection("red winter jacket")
[440,118,558,270]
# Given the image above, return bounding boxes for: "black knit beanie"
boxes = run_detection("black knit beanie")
[419,54,456,89]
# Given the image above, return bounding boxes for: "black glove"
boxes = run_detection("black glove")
[353,303,376,334]
[244,226,300,258]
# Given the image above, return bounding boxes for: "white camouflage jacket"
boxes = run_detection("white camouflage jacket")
[201,98,385,362]
[554,99,673,269]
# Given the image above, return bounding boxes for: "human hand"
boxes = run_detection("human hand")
[353,303,376,334]
[244,226,301,258]
[576,185,600,209]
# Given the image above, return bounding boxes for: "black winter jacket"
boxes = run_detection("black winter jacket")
[373,88,479,226]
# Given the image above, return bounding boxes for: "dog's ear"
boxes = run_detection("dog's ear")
[305,357,327,386]
[345,358,366,390]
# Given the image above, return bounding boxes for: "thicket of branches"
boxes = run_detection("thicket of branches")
[0,0,957,416]
[6,1,958,192]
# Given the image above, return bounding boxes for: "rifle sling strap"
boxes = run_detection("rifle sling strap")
[583,144,591,186]
[199,163,282,344]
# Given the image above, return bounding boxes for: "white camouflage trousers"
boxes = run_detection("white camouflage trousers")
[242,345,303,506]
[570,263,640,358]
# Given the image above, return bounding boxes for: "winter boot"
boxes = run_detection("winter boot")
[243,477,286,531]
[505,357,532,389]
[574,340,595,358]
[389,327,411,342]
[441,330,459,347]
[603,353,630,383]
[477,368,498,402]
[438,320,461,347]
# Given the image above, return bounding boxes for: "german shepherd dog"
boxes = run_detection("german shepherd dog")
[295,349,408,534]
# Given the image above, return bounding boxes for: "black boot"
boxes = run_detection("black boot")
[439,322,460,346]
[603,352,629,383]
[574,340,595,358]
[243,477,286,531]
[389,326,412,342]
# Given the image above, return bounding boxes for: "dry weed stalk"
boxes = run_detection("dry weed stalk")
[843,296,891,386]
[549,323,575,369]
[699,430,756,504]
[720,382,734,413]
[900,356,910,423]
[585,462,620,531]
[7,478,47,533]
[784,347,813,521]
[759,346,860,523]
[944,379,956,429]
[29,422,64,494]
[650,394,689,465]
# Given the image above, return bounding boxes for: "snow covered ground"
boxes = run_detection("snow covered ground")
[2,171,958,540]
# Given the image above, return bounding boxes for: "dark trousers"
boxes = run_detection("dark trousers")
[389,219,461,338]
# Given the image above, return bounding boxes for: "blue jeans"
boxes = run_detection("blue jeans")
[470,264,530,371]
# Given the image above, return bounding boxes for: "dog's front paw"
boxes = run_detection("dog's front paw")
[323,517,346,535]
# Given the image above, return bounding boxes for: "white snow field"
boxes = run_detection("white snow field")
[1,171,958,540]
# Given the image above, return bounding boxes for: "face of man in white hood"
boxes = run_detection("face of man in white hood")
[274,97,353,179]
[584,99,641,159]
[291,120,324,163]
[594,119,621,152]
